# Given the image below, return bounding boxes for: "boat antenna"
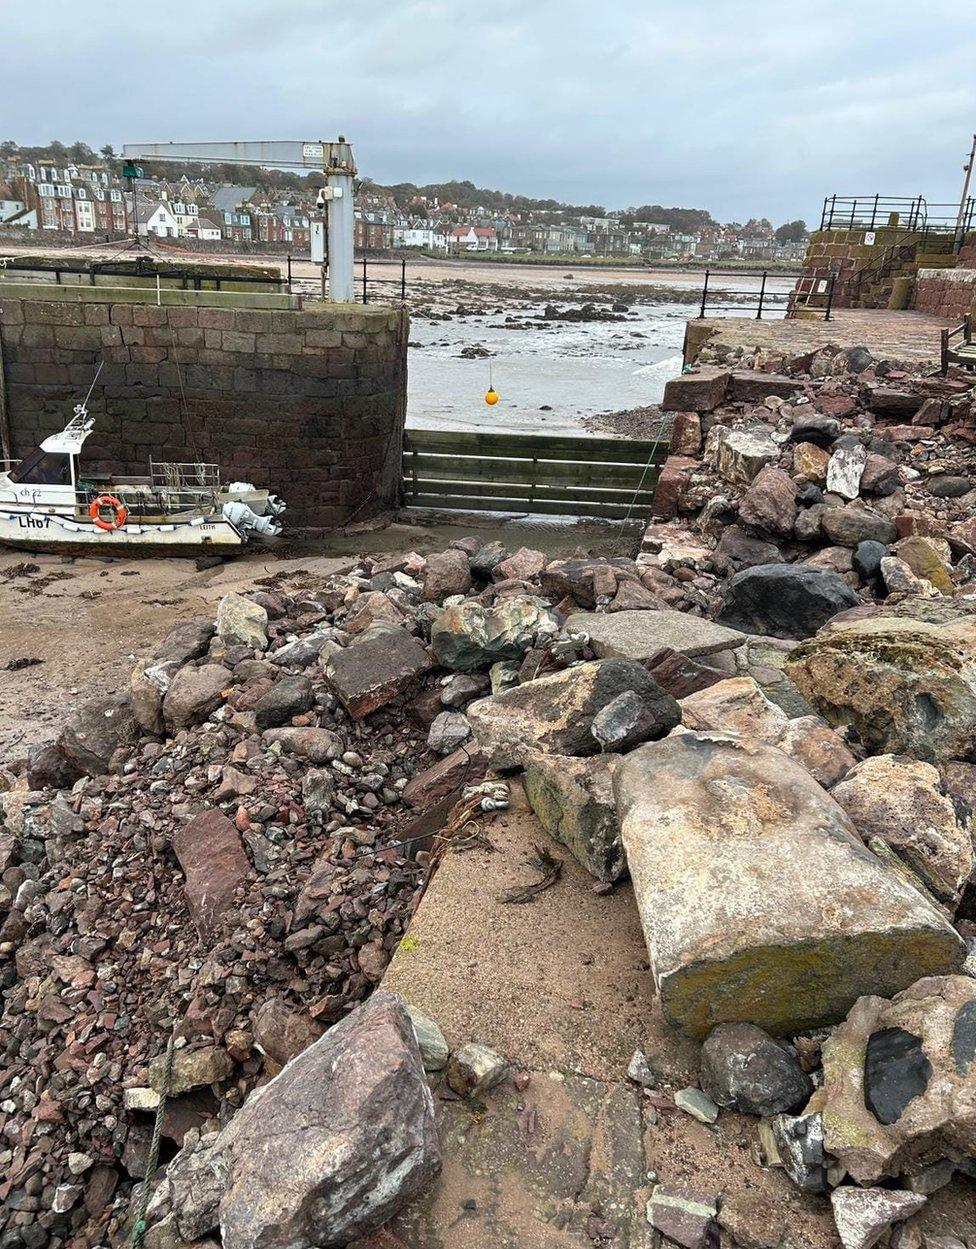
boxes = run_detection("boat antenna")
[75,360,105,419]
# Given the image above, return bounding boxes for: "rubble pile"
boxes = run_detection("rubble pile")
[3,338,976,1245]
[0,537,812,1248]
[647,344,976,639]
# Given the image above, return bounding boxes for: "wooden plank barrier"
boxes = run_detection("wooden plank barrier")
[401,429,667,520]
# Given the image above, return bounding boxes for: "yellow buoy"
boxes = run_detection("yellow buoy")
[485,387,499,406]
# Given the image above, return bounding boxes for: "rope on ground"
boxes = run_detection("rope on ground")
[129,1028,176,1249]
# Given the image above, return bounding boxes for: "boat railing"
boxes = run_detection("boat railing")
[150,459,221,491]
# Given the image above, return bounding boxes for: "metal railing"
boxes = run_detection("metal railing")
[149,459,221,490]
[0,256,284,291]
[697,269,803,319]
[847,226,951,304]
[287,254,408,304]
[820,195,975,233]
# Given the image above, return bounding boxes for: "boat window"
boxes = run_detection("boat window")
[8,449,71,485]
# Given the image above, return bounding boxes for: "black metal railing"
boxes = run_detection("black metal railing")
[286,254,408,304]
[789,271,838,318]
[0,255,284,291]
[820,195,975,235]
[697,269,806,320]
[941,319,974,375]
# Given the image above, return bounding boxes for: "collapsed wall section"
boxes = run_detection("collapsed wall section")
[0,284,408,529]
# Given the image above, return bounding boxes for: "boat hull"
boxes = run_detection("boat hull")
[0,508,248,556]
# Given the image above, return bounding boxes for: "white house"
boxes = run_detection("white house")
[137,198,181,238]
[449,225,498,252]
[0,184,26,223]
[170,199,200,233]
[395,220,449,251]
[187,216,222,241]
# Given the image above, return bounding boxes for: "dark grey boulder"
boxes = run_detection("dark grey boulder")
[153,617,216,666]
[253,674,315,731]
[789,414,841,447]
[712,525,782,576]
[716,563,859,640]
[852,540,888,584]
[469,541,507,578]
[821,505,898,548]
[864,1026,933,1125]
[26,742,82,791]
[591,688,672,753]
[927,474,971,499]
[58,694,138,776]
[796,481,824,507]
[700,1022,813,1117]
[840,346,875,374]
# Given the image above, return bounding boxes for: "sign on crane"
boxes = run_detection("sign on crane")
[121,139,357,302]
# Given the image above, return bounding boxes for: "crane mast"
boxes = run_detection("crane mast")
[121,139,357,302]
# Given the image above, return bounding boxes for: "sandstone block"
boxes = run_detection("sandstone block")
[831,755,974,906]
[325,627,432,718]
[566,609,744,661]
[661,367,729,412]
[614,733,964,1038]
[737,465,797,536]
[523,752,624,882]
[213,991,440,1249]
[728,371,799,402]
[173,810,251,939]
[467,658,679,770]
[707,424,779,487]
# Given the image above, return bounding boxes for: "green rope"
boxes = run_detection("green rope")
[130,1030,176,1249]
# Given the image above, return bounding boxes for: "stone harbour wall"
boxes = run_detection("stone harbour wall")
[912,267,976,320]
[0,284,408,529]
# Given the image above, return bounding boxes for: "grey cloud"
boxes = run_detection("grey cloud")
[2,0,974,222]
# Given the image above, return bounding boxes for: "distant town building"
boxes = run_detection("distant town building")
[450,225,498,251]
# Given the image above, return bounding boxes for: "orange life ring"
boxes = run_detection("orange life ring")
[89,494,128,532]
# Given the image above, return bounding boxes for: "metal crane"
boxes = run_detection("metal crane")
[121,139,357,301]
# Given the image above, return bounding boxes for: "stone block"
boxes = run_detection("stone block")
[652,454,695,519]
[172,809,251,939]
[162,306,196,328]
[662,367,730,412]
[221,330,255,353]
[325,626,433,718]
[614,733,963,1038]
[566,609,745,661]
[132,305,169,328]
[197,308,235,330]
[728,371,799,402]
[524,752,624,882]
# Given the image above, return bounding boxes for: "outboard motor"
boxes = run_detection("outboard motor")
[222,499,283,539]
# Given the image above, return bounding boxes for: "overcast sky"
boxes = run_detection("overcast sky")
[3,1,975,224]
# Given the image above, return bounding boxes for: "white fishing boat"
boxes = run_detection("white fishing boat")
[0,399,285,556]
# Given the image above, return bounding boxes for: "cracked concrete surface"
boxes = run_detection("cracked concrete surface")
[357,791,849,1248]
